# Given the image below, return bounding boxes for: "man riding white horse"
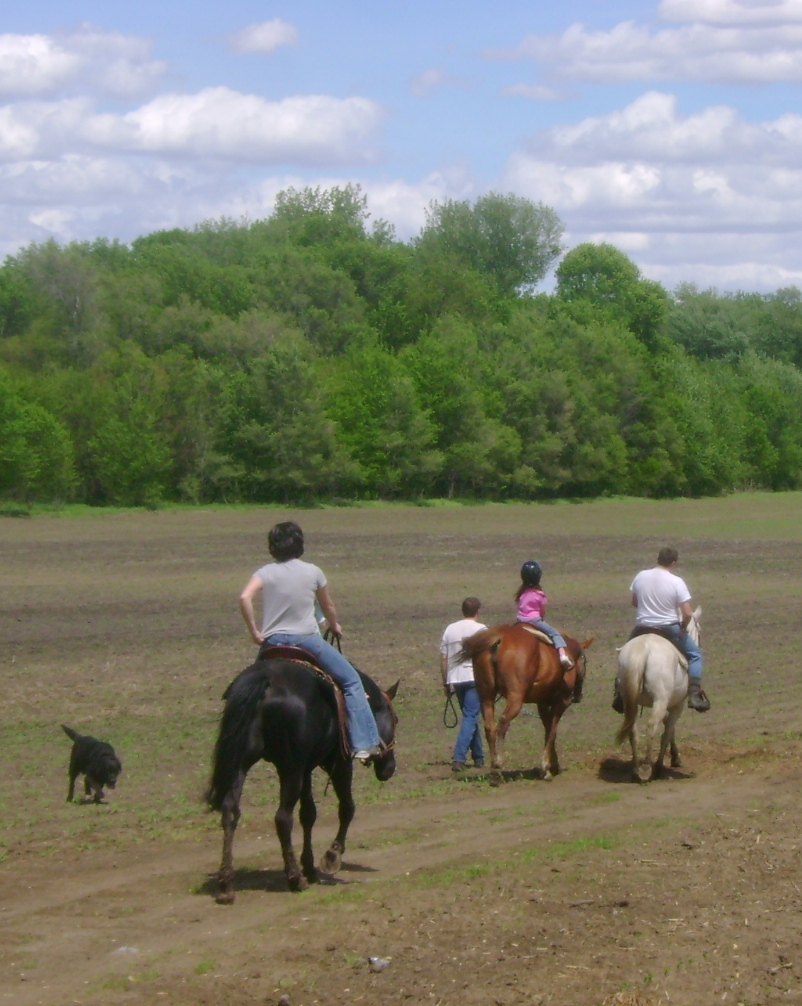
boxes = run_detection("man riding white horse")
[613,546,711,714]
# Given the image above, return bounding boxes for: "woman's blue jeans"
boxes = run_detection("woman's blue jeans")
[453,682,484,765]
[516,617,567,650]
[266,632,381,751]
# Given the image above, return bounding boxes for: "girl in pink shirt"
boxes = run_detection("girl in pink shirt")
[515,560,574,670]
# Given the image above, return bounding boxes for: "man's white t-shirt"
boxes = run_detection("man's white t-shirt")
[255,558,326,636]
[440,618,487,685]
[630,566,691,627]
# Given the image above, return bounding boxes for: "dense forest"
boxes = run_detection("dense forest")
[2,184,802,506]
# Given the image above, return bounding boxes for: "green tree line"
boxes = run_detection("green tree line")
[2,184,801,506]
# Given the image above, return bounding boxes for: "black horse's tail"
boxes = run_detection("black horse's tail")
[205,665,271,812]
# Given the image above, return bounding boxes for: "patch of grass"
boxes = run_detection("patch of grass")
[315,885,368,905]
[0,501,32,518]
[194,959,216,975]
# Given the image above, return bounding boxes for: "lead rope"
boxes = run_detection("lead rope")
[443,691,458,729]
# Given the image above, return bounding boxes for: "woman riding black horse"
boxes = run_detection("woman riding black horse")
[208,520,399,898]
[239,521,384,763]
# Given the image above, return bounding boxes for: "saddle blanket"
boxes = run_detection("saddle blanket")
[518,625,555,646]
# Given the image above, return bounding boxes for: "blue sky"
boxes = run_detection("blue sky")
[3,0,802,290]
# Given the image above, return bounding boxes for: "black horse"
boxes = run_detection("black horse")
[206,656,398,900]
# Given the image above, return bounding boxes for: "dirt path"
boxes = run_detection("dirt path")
[4,746,802,1006]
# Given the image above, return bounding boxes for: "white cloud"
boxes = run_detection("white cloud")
[660,0,802,25]
[0,26,166,99]
[119,88,383,164]
[501,92,802,288]
[0,88,384,165]
[532,91,801,165]
[488,16,802,83]
[0,34,79,97]
[228,19,298,55]
[501,83,570,101]
[410,67,469,97]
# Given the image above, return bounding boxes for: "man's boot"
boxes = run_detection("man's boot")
[687,680,711,712]
[611,678,624,714]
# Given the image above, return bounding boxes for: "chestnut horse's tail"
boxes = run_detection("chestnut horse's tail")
[457,628,503,666]
[458,628,504,694]
[206,664,270,812]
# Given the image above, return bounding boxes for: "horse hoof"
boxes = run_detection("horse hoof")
[635,764,651,783]
[671,756,683,769]
[542,770,553,782]
[288,874,309,893]
[215,890,235,905]
[650,765,664,781]
[320,847,342,875]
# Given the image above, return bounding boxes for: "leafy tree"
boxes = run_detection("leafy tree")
[556,243,669,348]
[666,284,750,360]
[252,249,371,355]
[417,193,563,296]
[323,342,441,496]
[217,337,358,502]
[0,369,76,501]
[401,318,520,495]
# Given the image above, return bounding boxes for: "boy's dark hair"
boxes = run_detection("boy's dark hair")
[268,521,305,561]
[657,546,679,567]
[461,596,481,617]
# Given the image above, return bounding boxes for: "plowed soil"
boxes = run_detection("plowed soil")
[2,497,802,1006]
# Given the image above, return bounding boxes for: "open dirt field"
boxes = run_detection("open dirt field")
[2,495,802,1006]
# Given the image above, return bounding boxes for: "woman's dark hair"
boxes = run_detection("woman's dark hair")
[268,521,305,561]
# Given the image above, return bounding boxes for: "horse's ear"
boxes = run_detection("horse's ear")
[580,638,594,650]
[384,679,400,701]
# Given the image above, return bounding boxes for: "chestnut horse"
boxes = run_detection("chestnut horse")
[460,624,592,781]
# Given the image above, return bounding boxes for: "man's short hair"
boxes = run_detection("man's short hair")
[657,546,679,567]
[462,596,481,617]
[268,521,305,561]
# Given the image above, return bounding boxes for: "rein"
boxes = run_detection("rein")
[324,627,398,755]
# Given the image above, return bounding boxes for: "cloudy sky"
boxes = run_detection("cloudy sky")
[3,0,802,291]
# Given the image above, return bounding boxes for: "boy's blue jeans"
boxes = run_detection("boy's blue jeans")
[453,682,484,765]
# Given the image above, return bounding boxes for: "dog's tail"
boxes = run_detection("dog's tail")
[61,724,80,742]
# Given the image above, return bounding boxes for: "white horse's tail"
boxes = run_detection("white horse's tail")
[615,642,646,746]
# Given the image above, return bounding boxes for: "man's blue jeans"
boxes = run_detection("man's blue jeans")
[660,623,703,681]
[266,632,381,751]
[453,682,484,765]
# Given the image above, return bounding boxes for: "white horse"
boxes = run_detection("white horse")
[615,607,701,782]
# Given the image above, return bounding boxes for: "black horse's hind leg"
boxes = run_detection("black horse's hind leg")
[299,769,318,884]
[275,768,307,892]
[319,757,354,876]
[217,769,246,905]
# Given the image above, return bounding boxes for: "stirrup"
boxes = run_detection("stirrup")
[687,685,710,712]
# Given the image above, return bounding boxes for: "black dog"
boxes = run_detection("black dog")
[62,724,122,803]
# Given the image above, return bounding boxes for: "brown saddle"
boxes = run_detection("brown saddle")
[257,643,351,758]
[629,625,687,662]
